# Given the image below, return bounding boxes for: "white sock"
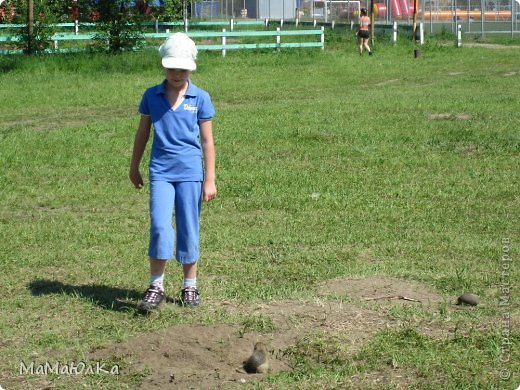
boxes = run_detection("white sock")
[183,277,197,289]
[150,273,164,291]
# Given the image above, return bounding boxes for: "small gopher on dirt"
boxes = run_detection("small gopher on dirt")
[243,342,270,374]
[457,293,480,306]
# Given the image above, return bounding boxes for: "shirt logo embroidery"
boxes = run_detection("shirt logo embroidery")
[184,104,198,113]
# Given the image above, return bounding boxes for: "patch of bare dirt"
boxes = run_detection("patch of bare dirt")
[428,112,472,120]
[374,79,400,86]
[463,43,520,49]
[90,276,448,389]
[92,324,287,389]
[321,275,444,306]
[0,106,134,132]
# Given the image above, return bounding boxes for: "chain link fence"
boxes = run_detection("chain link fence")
[190,0,519,36]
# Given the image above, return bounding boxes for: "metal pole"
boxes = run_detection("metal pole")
[511,0,514,37]
[454,0,458,30]
[429,0,432,34]
[417,0,424,27]
[370,0,375,45]
[452,0,456,32]
[325,0,328,23]
[515,1,518,30]
[468,0,471,33]
[413,0,418,41]
[480,0,484,37]
[513,1,518,30]
[27,0,33,54]
[450,0,453,32]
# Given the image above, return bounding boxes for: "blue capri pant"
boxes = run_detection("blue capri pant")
[148,181,202,264]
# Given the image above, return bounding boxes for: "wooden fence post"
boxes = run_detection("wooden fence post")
[27,0,34,54]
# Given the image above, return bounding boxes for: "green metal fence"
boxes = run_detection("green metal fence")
[0,25,325,55]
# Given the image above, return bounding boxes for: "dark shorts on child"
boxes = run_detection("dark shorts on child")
[358,30,370,39]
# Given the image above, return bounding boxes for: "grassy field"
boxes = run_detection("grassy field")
[0,31,519,389]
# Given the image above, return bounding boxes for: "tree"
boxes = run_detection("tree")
[5,1,199,54]
[11,0,59,54]
[159,0,185,21]
[90,0,145,53]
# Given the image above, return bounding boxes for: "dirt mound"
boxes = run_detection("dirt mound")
[91,276,446,389]
[321,275,444,306]
[92,324,287,389]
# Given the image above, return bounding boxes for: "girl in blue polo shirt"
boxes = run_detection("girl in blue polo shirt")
[129,32,216,312]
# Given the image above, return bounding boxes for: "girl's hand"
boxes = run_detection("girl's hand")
[203,180,217,202]
[129,169,144,189]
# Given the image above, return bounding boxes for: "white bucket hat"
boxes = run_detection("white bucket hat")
[159,32,197,71]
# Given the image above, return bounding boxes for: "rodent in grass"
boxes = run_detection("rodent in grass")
[243,342,270,374]
[457,293,480,306]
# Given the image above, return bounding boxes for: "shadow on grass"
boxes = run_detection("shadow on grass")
[27,279,142,312]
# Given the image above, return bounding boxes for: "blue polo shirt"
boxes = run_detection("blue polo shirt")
[139,80,215,182]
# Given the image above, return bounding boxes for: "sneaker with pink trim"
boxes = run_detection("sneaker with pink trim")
[180,286,200,307]
[137,285,165,313]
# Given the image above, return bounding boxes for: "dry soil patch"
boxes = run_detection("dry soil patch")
[91,276,447,389]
